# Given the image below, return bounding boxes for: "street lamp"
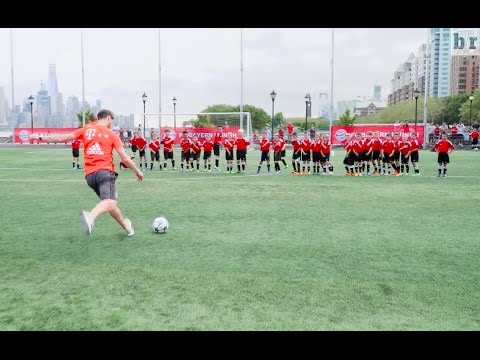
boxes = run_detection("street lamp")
[28,95,34,144]
[304,94,311,131]
[469,95,474,127]
[270,90,276,141]
[413,88,420,132]
[173,97,177,133]
[142,92,147,138]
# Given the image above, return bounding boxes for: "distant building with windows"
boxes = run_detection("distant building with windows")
[353,101,387,117]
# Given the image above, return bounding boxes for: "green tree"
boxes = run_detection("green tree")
[459,90,480,126]
[273,112,285,127]
[338,109,357,126]
[76,109,92,128]
[438,93,469,124]
[194,104,270,131]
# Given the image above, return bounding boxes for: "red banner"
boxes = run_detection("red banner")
[330,124,425,145]
[15,126,242,144]
[14,127,78,144]
[154,126,240,143]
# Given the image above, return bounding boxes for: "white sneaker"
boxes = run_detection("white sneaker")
[79,210,94,235]
[124,218,134,236]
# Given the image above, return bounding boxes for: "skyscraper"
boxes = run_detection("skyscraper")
[47,64,58,97]
[318,92,329,118]
[429,28,451,98]
[66,96,80,115]
[373,85,381,101]
[36,82,51,115]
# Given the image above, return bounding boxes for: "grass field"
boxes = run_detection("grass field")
[1,145,479,330]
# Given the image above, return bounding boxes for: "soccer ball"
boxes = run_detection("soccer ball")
[474,147,479,151]
[152,216,169,233]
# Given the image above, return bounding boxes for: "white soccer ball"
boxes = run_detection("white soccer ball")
[152,216,169,233]
[474,148,478,151]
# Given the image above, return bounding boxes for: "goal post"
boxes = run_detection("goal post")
[136,112,252,143]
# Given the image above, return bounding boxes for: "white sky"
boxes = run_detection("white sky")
[0,28,428,118]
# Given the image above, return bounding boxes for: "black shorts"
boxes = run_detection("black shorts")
[138,149,146,158]
[190,152,200,161]
[281,150,286,157]
[301,151,311,162]
[353,153,362,163]
[312,152,321,163]
[131,145,137,152]
[274,151,282,162]
[181,150,191,161]
[321,153,330,162]
[85,170,118,200]
[214,144,221,156]
[260,150,270,162]
[236,149,247,161]
[164,150,173,160]
[438,152,450,164]
[473,138,478,145]
[225,150,234,161]
[292,150,301,161]
[363,151,371,162]
[410,151,419,163]
[372,150,381,161]
[203,151,212,160]
[401,154,410,164]
[343,155,354,166]
[393,152,400,161]
[72,148,79,158]
[150,150,160,161]
[383,155,392,163]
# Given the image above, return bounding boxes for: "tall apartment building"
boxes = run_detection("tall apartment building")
[450,28,480,95]
[450,54,480,95]
[429,28,451,98]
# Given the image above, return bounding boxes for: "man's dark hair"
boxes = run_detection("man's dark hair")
[88,113,97,122]
[182,131,188,134]
[97,109,115,120]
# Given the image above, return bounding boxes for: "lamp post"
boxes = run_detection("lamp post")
[413,88,420,132]
[469,95,474,127]
[28,95,34,144]
[173,97,177,133]
[270,90,276,141]
[304,94,311,132]
[142,92,147,138]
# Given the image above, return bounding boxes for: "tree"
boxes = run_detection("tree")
[195,104,270,131]
[438,93,469,124]
[338,109,357,126]
[459,89,480,126]
[76,109,92,128]
[273,112,285,127]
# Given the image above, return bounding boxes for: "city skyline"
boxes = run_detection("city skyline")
[0,28,428,121]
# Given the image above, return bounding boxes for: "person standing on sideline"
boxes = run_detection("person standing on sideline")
[148,134,161,170]
[257,131,271,173]
[286,121,294,144]
[435,131,455,177]
[409,132,420,175]
[72,137,82,170]
[161,129,176,170]
[29,109,143,236]
[136,132,148,171]
[213,125,223,172]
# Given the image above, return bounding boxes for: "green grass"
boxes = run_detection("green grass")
[1,145,479,330]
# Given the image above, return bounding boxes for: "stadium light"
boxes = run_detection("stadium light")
[173,97,177,133]
[414,88,420,132]
[270,90,276,141]
[469,95,474,127]
[28,95,34,144]
[142,92,147,138]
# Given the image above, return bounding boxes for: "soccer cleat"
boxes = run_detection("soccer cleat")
[437,173,441,177]
[290,170,296,174]
[79,210,94,235]
[124,218,134,236]
[284,164,289,169]
[442,174,447,178]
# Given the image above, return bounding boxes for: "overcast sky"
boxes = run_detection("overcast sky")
[0,28,428,119]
